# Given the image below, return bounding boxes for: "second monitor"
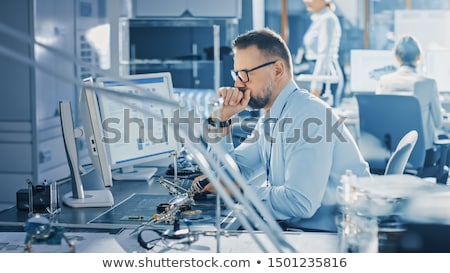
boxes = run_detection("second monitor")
[95,72,180,181]
[350,49,397,93]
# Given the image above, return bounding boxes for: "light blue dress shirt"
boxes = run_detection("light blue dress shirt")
[221,80,371,232]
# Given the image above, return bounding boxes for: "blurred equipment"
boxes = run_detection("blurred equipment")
[131,193,197,239]
[336,174,450,253]
[386,191,450,252]
[24,214,74,253]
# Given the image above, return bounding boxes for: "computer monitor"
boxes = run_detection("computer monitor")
[94,72,180,181]
[425,49,450,92]
[350,50,397,93]
[58,77,114,208]
[79,77,113,188]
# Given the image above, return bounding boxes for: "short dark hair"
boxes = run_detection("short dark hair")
[232,28,293,73]
[395,35,422,67]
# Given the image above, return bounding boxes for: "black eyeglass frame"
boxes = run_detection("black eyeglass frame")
[231,60,277,83]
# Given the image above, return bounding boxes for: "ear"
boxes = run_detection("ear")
[273,60,285,79]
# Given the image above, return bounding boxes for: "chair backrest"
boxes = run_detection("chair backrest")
[356,94,426,171]
[384,130,418,175]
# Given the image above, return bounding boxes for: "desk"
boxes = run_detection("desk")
[2,171,450,253]
[0,168,340,253]
[0,166,340,253]
[0,230,339,253]
[0,167,170,229]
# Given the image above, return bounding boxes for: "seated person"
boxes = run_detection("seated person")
[191,28,370,232]
[376,35,443,154]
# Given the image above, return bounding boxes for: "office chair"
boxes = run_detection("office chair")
[356,94,450,183]
[384,130,418,175]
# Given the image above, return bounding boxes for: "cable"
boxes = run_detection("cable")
[137,229,164,250]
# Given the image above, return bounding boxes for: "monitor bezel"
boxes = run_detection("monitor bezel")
[80,77,113,188]
[94,72,180,171]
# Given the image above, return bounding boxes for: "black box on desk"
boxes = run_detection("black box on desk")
[16,181,60,214]
[16,189,29,211]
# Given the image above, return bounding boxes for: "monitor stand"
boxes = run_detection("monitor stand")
[112,166,158,181]
[62,169,115,208]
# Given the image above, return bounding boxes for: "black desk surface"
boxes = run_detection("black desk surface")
[0,167,176,230]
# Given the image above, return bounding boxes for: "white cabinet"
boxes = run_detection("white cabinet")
[0,0,77,202]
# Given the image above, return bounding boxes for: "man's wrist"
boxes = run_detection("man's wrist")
[207,117,232,128]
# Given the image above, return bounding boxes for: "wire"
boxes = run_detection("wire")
[137,229,164,250]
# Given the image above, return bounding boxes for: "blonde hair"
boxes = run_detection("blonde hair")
[395,35,422,67]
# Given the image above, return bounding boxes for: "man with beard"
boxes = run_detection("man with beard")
[192,28,370,232]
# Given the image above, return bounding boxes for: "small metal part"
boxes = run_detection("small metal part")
[181,209,203,220]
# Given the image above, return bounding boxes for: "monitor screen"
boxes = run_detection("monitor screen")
[425,49,450,92]
[95,72,180,181]
[350,50,397,93]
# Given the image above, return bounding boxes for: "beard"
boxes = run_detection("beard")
[247,79,274,110]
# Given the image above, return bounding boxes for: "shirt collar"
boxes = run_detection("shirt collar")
[311,7,330,21]
[398,65,417,73]
[266,80,298,119]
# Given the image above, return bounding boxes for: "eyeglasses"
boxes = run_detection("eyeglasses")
[230,60,277,83]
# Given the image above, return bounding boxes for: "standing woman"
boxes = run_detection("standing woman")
[300,0,343,106]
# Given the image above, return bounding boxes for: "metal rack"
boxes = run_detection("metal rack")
[119,18,238,90]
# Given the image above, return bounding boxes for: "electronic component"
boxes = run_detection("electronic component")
[166,160,201,176]
[181,209,203,220]
[22,179,60,216]
[24,214,74,253]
